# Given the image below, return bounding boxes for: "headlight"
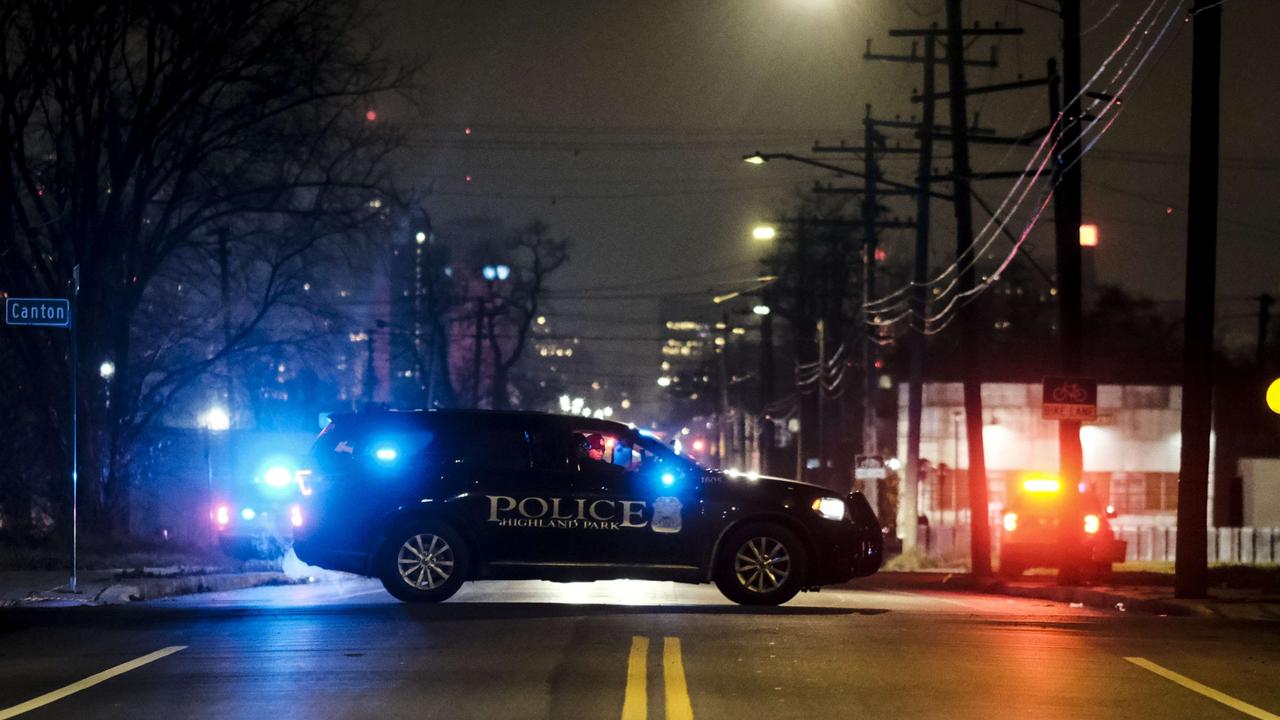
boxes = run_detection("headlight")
[811,497,846,521]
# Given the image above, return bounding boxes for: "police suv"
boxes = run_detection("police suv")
[294,410,882,605]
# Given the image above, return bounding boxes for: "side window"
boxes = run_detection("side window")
[571,430,650,473]
[528,430,568,470]
[456,429,532,471]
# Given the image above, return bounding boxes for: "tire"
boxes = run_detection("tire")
[377,521,469,603]
[714,522,807,606]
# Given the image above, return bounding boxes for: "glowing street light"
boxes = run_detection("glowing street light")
[1079,223,1099,247]
[752,224,777,241]
[98,360,115,379]
[743,153,767,165]
[752,304,771,316]
[482,264,511,282]
[200,405,231,432]
[1267,378,1280,415]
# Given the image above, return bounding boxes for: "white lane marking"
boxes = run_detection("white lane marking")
[0,646,187,719]
[1126,657,1280,720]
[879,588,988,611]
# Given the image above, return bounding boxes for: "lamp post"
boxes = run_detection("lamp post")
[199,405,230,545]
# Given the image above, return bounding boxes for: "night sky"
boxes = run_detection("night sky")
[370,0,1280,380]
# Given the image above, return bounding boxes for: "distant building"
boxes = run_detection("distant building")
[897,383,1192,530]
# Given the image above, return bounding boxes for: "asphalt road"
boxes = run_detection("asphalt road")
[1,577,1278,720]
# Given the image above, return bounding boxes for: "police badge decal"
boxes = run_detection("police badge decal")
[651,496,682,534]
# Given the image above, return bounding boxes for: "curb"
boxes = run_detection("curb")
[96,572,298,603]
[15,572,299,606]
[982,581,1207,617]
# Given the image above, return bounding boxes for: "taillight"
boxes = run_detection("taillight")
[1083,514,1101,534]
[215,505,230,527]
[1003,512,1018,532]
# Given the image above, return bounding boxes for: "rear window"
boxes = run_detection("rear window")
[311,415,439,468]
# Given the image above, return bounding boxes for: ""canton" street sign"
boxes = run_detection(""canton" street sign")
[5,297,71,327]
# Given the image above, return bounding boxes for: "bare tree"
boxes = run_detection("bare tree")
[484,222,570,409]
[0,0,417,538]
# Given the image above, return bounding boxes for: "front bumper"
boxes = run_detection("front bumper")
[1002,536,1127,567]
[807,514,883,584]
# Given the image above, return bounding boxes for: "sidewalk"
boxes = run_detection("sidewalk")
[856,571,1280,620]
[0,567,297,607]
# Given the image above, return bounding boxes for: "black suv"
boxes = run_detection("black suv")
[294,410,882,605]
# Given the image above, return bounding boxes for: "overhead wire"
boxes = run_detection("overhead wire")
[863,0,1186,334]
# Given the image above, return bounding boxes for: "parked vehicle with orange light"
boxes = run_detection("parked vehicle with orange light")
[999,475,1126,578]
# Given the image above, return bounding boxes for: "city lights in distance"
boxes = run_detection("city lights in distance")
[482,264,511,281]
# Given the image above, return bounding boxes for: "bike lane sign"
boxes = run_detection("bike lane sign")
[1042,377,1097,421]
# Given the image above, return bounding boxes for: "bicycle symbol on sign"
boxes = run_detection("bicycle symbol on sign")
[1050,383,1089,403]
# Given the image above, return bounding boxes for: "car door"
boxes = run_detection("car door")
[566,428,702,568]
[453,422,579,566]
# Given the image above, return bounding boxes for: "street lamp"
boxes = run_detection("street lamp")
[752,224,777,241]
[753,304,771,316]
[200,405,231,432]
[199,404,230,546]
[98,360,115,379]
[743,153,767,165]
[482,264,511,282]
[1267,378,1280,415]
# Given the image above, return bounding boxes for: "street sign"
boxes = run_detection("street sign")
[854,455,887,480]
[1042,376,1098,421]
[5,297,71,327]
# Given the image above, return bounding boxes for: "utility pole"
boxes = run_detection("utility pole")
[1176,0,1222,600]
[759,286,776,476]
[816,318,826,485]
[471,297,484,407]
[718,311,731,467]
[945,0,992,578]
[1258,294,1274,370]
[861,105,882,473]
[1050,0,1087,585]
[867,19,1014,555]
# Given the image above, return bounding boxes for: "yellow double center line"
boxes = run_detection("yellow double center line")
[622,636,694,720]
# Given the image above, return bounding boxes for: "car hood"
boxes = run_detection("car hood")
[702,470,839,496]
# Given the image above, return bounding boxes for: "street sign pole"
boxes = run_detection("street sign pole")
[4,289,77,592]
[70,265,79,593]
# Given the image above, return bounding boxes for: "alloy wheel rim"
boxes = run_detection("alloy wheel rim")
[734,536,791,593]
[397,533,455,590]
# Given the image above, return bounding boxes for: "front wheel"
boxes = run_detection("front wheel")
[714,522,807,606]
[378,522,469,603]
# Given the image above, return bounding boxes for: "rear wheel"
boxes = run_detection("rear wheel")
[378,522,469,603]
[714,522,807,606]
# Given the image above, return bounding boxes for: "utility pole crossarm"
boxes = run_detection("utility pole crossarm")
[812,182,923,199]
[912,76,1049,103]
[890,25,1023,37]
